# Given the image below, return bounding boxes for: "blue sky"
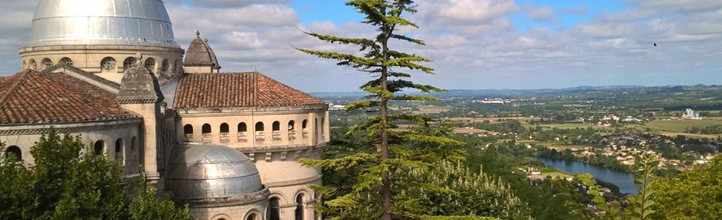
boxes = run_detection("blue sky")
[289,0,627,31]
[0,0,721,92]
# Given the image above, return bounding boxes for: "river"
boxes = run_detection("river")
[536,157,641,194]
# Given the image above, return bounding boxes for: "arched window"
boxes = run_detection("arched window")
[202,124,211,134]
[255,122,264,132]
[115,138,124,164]
[184,124,194,134]
[131,136,137,151]
[269,197,280,220]
[41,58,53,69]
[5,146,21,161]
[295,193,305,220]
[123,57,136,69]
[94,140,105,156]
[302,119,308,130]
[59,57,73,66]
[321,118,325,136]
[29,59,37,70]
[288,120,295,130]
[238,123,247,133]
[246,213,257,220]
[101,57,116,71]
[272,121,280,131]
[184,124,194,140]
[160,59,169,74]
[220,123,229,133]
[173,59,181,73]
[144,58,156,71]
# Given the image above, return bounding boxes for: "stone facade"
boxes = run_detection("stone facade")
[20,45,185,82]
[1,1,328,219]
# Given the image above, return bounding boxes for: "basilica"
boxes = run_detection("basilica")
[0,0,328,220]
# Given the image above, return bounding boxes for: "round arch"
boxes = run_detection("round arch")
[115,138,124,164]
[123,57,136,69]
[144,58,156,72]
[41,58,53,69]
[211,213,233,220]
[5,145,21,161]
[244,209,262,220]
[160,59,169,74]
[94,140,105,155]
[220,123,229,133]
[59,57,73,66]
[29,59,37,70]
[101,57,117,71]
[202,123,212,134]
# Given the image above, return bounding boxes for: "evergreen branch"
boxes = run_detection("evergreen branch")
[392,95,441,101]
[404,133,465,147]
[390,34,426,45]
[345,100,380,111]
[299,153,378,171]
[297,49,373,67]
[389,114,432,124]
[303,31,380,51]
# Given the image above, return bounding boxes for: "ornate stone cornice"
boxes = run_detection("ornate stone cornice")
[0,119,141,136]
[176,188,270,208]
[237,143,326,154]
[177,104,328,116]
[264,175,322,188]
[118,99,159,104]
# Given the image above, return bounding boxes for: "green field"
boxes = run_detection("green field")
[643,119,722,133]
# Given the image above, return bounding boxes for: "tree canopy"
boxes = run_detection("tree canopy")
[0,129,188,220]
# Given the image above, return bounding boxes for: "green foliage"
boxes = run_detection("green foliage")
[0,128,188,220]
[554,173,605,220]
[464,149,574,220]
[419,216,497,220]
[407,161,532,219]
[299,0,464,219]
[651,156,722,219]
[130,170,190,220]
[24,129,125,219]
[626,153,659,220]
[0,143,30,219]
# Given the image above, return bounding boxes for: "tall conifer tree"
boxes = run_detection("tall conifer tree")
[299,1,464,219]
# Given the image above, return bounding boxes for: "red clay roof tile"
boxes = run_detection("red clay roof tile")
[0,70,138,124]
[173,72,324,109]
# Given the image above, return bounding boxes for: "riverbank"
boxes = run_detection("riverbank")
[538,165,623,195]
[537,148,634,173]
[536,157,640,194]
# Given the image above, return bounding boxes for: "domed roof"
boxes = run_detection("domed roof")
[27,0,179,48]
[166,144,263,200]
[184,31,220,68]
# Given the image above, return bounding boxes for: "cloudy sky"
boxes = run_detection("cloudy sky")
[1,0,721,92]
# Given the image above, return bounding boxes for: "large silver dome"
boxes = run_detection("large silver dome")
[27,0,179,48]
[166,144,264,200]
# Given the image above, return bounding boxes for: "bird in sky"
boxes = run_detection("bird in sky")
[654,43,657,47]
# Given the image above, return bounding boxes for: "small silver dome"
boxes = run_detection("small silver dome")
[166,144,263,200]
[27,0,179,48]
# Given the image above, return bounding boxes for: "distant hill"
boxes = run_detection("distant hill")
[312,85,721,99]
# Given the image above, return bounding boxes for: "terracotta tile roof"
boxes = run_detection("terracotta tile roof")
[0,70,138,124]
[173,72,324,109]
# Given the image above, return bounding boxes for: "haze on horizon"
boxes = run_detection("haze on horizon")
[0,0,720,92]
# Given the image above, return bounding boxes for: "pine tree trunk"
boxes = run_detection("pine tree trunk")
[380,23,392,220]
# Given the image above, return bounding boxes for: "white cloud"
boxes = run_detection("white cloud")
[0,0,721,91]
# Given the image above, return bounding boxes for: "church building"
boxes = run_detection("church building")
[0,0,328,220]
